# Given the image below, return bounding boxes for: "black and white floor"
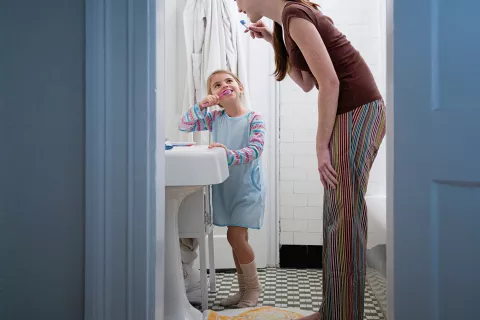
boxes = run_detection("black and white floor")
[196,268,387,320]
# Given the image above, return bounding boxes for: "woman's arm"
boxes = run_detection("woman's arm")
[178,104,222,133]
[288,66,315,92]
[289,17,339,188]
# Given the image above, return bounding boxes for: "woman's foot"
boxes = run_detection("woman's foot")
[220,274,245,307]
[296,312,321,320]
[234,261,262,308]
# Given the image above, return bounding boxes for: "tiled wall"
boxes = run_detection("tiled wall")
[279,0,387,246]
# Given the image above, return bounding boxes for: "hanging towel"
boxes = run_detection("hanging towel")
[182,0,251,144]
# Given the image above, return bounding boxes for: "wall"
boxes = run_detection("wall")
[0,1,85,319]
[279,0,387,247]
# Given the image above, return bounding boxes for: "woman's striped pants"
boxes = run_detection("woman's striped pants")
[320,100,386,320]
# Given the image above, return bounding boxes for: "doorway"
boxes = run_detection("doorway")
[84,0,480,319]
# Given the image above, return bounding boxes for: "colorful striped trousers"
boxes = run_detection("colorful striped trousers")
[320,100,386,320]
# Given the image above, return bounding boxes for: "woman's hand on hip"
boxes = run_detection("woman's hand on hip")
[246,20,273,43]
[317,147,338,190]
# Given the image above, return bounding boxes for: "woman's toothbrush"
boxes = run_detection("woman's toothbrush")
[201,89,233,108]
[240,20,249,30]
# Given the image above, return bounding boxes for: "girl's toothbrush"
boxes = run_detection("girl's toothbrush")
[201,89,233,108]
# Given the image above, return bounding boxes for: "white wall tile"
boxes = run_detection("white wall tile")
[280,181,294,194]
[308,193,324,207]
[280,206,294,219]
[294,155,317,168]
[294,130,317,143]
[280,194,308,207]
[280,154,294,168]
[306,169,321,181]
[280,167,307,181]
[280,142,316,155]
[281,219,308,232]
[307,220,323,233]
[294,232,322,246]
[280,232,294,244]
[280,130,294,143]
[294,207,322,220]
[280,114,296,130]
[294,180,323,194]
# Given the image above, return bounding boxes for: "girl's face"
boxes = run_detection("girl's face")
[209,73,243,103]
[236,0,263,23]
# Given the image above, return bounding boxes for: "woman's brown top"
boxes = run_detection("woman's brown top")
[282,2,382,114]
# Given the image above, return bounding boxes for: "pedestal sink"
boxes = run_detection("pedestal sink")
[164,146,229,320]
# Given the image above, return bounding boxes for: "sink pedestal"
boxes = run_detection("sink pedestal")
[163,146,229,320]
[164,186,203,320]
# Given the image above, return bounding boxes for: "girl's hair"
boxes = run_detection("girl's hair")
[207,70,244,95]
[273,0,319,81]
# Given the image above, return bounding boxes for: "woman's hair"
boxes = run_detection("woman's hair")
[207,70,244,95]
[273,0,319,81]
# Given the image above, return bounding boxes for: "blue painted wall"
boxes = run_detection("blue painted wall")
[0,1,85,319]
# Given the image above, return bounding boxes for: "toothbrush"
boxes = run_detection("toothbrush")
[240,20,249,30]
[201,89,232,108]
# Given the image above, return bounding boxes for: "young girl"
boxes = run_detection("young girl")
[178,70,266,308]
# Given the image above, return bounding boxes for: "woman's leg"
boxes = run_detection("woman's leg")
[227,227,261,308]
[220,231,249,306]
[319,101,386,320]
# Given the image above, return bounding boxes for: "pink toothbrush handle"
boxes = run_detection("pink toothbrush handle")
[201,90,231,107]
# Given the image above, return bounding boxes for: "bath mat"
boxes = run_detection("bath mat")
[204,306,311,320]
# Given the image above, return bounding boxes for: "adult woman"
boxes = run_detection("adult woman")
[235,0,386,319]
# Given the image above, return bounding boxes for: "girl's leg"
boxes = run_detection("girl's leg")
[319,101,386,320]
[233,230,248,272]
[227,226,254,263]
[220,232,249,306]
[227,226,262,308]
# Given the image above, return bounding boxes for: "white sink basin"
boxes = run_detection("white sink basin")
[165,145,229,186]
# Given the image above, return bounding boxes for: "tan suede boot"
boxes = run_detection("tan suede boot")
[234,260,262,308]
[220,273,245,307]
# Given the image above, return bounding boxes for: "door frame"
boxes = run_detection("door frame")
[84,0,160,319]
[386,0,395,319]
[266,81,281,267]
[85,0,397,319]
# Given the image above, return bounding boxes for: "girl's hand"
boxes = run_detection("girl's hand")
[245,20,273,43]
[317,147,338,190]
[198,95,219,109]
[208,143,228,155]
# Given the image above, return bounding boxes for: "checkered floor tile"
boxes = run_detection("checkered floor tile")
[195,268,386,319]
[366,268,388,317]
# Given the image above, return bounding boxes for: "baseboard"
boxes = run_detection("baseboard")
[212,244,324,271]
[208,268,237,274]
[279,245,323,269]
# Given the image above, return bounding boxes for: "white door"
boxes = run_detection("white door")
[391,0,480,319]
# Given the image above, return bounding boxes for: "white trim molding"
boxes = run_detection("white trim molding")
[85,0,157,319]
[386,0,395,318]
[266,80,281,267]
[262,19,280,268]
